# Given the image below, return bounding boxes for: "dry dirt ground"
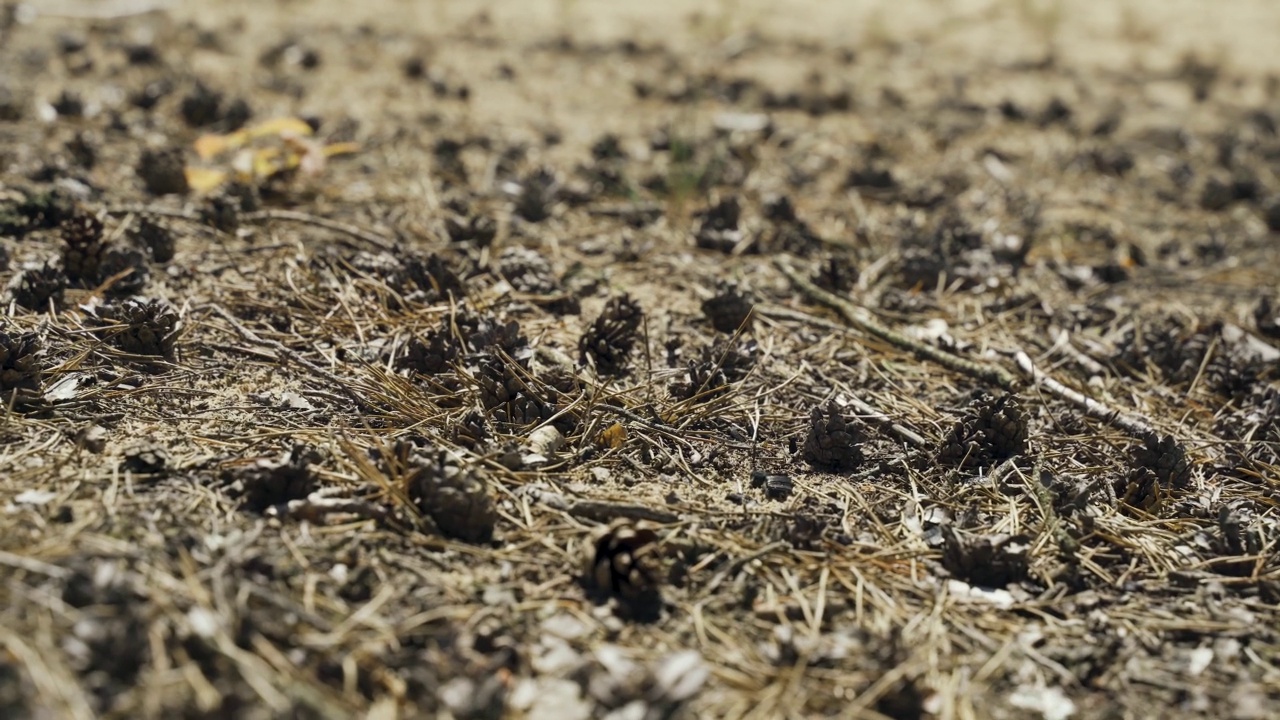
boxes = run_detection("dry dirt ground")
[3,1,1280,718]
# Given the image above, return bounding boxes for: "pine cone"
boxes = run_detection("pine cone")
[393,443,497,543]
[1254,295,1280,339]
[200,191,241,233]
[694,196,742,253]
[1112,315,1197,379]
[224,446,321,513]
[474,353,551,428]
[8,261,66,311]
[99,247,149,296]
[940,527,1030,587]
[496,245,558,295]
[454,309,527,357]
[133,217,174,263]
[0,328,42,403]
[451,409,489,450]
[404,252,465,300]
[60,210,105,284]
[588,521,661,603]
[803,400,866,472]
[513,167,558,223]
[0,187,74,238]
[759,194,823,255]
[669,339,757,401]
[1130,432,1191,490]
[398,329,459,375]
[103,298,180,357]
[580,294,643,375]
[444,212,496,247]
[136,146,189,195]
[811,252,859,294]
[702,281,754,334]
[937,393,1028,469]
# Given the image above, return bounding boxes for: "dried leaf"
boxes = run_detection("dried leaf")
[183,166,228,193]
[599,422,627,449]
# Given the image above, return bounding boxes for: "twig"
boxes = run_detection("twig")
[209,305,373,413]
[703,541,789,595]
[567,500,680,524]
[773,259,1018,389]
[242,209,397,251]
[265,495,390,523]
[101,204,201,222]
[843,394,930,448]
[0,549,72,579]
[1017,460,1080,556]
[1014,351,1157,439]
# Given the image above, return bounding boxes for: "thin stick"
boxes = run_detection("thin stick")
[242,209,397,251]
[209,305,374,413]
[1014,351,1156,439]
[773,259,1018,389]
[102,204,397,250]
[844,394,930,448]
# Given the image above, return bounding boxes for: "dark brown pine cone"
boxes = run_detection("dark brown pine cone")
[1130,432,1191,490]
[759,194,823,255]
[8,261,67,311]
[588,520,661,603]
[513,167,559,223]
[103,297,181,357]
[473,353,551,428]
[454,309,527,357]
[444,212,497,247]
[133,216,175,263]
[136,146,190,196]
[200,190,241,233]
[404,252,465,301]
[811,252,859,294]
[496,245,558,295]
[937,393,1029,470]
[398,329,459,375]
[702,281,755,334]
[580,294,643,375]
[0,327,43,404]
[1254,295,1280,339]
[1201,342,1260,400]
[1112,314,1195,379]
[393,443,497,543]
[99,247,149,296]
[451,409,489,450]
[802,400,866,472]
[59,210,105,285]
[223,446,321,513]
[694,195,743,253]
[940,527,1030,587]
[669,339,757,401]
[0,187,75,238]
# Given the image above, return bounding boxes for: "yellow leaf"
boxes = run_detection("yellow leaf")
[322,141,361,158]
[192,117,314,161]
[184,166,227,193]
[599,423,627,449]
[244,117,313,141]
[194,132,239,160]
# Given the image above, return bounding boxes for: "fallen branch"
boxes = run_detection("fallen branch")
[774,260,1168,444]
[1014,351,1157,439]
[773,259,1018,389]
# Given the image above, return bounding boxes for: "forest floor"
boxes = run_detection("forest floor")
[3,1,1280,718]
